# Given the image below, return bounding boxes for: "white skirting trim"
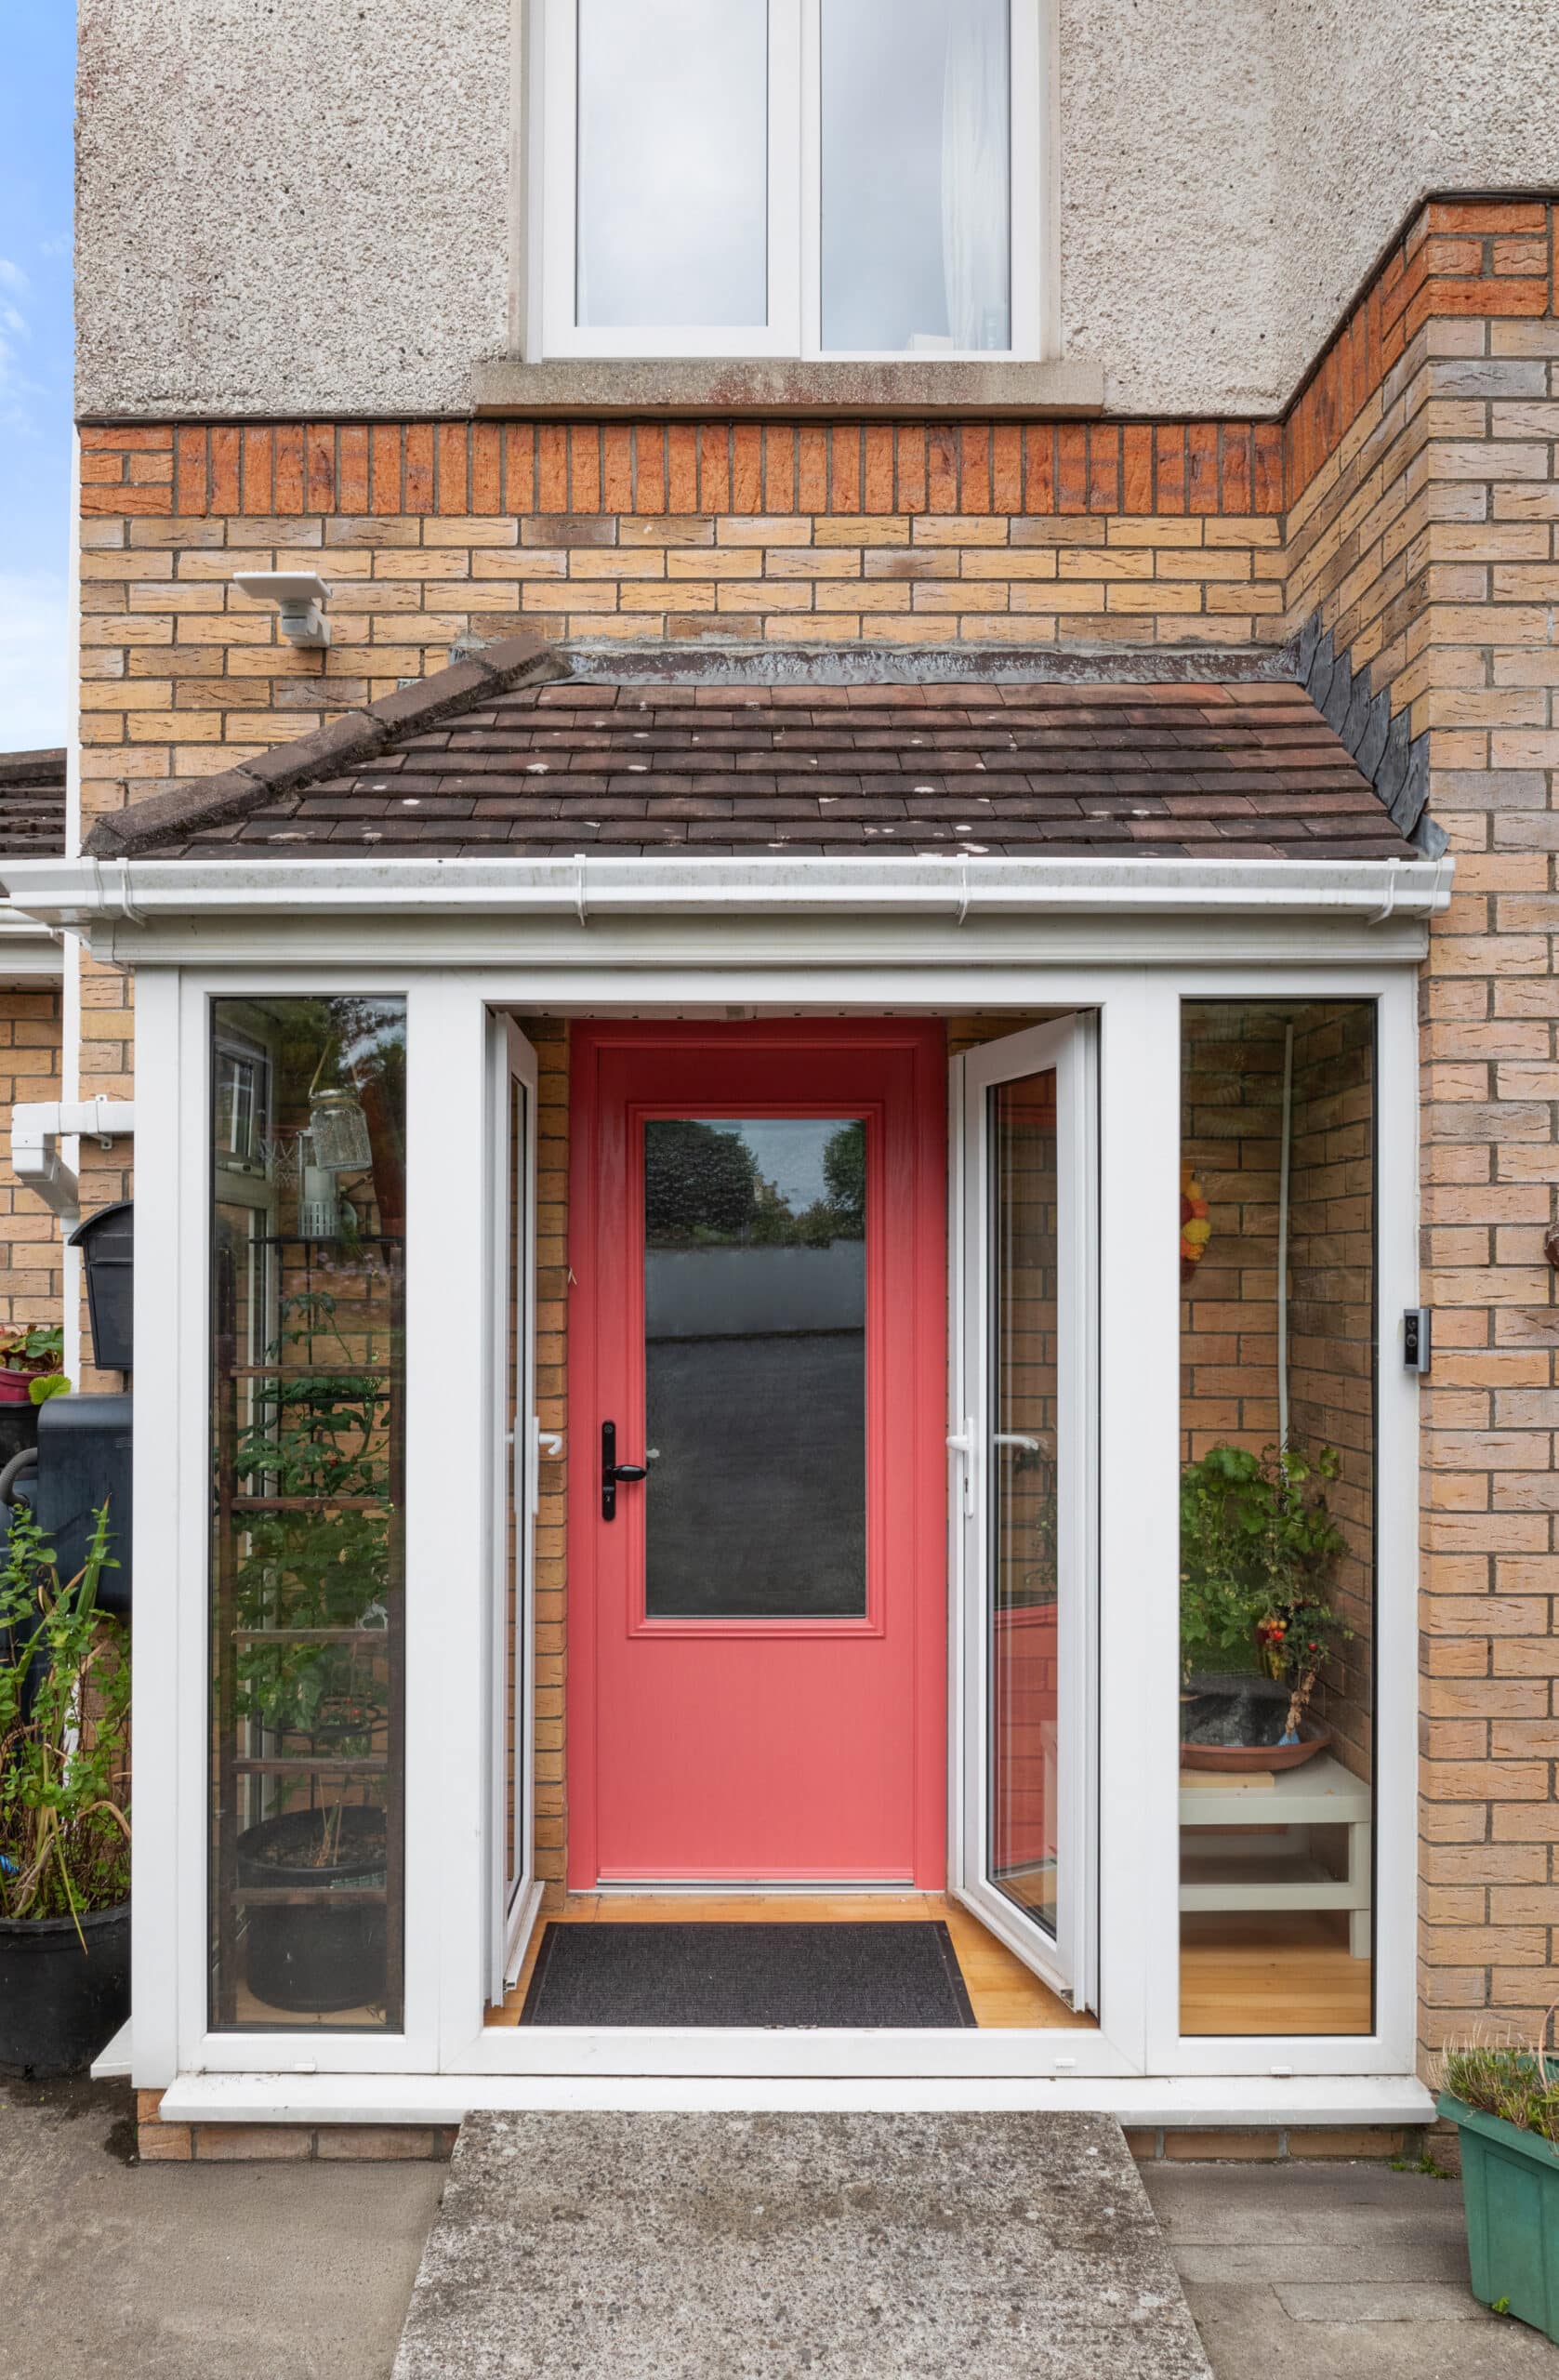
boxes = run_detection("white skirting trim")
[158,2070,1436,2127]
[90,2017,134,2080]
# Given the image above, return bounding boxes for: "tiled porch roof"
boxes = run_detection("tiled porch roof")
[0,748,67,856]
[82,639,1418,864]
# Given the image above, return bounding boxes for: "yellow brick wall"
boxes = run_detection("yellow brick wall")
[1284,205,1559,2060]
[0,985,63,1335]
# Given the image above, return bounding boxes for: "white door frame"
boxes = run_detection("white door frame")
[949,1015,1099,2011]
[130,956,1420,2103]
[486,1013,544,2002]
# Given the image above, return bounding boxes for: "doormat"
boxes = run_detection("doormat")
[518,1921,977,2028]
[393,2113,1211,2379]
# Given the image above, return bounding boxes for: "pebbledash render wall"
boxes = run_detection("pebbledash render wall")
[76,1,1559,419]
[72,194,1559,2088]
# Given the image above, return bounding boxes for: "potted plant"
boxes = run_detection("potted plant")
[0,1500,129,2077]
[0,1323,72,1408]
[0,1325,72,1474]
[231,1290,392,2015]
[1180,1441,1350,1771]
[1439,2021,1559,2340]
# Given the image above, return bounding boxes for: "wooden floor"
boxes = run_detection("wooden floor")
[488,1892,1096,2030]
[487,1897,1371,2036]
[1180,1912,1373,2036]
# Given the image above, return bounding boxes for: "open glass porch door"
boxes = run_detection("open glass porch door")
[951,1016,1100,2013]
[488,1014,544,2000]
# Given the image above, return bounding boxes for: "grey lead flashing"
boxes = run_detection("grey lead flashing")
[1297,614,1442,859]
[507,640,1306,690]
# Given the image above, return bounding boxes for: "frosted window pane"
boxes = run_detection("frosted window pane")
[576,0,769,329]
[821,0,1011,352]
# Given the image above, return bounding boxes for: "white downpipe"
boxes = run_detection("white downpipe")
[1276,1021,1294,1448]
[62,429,84,1382]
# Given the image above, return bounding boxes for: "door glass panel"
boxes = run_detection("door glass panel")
[209,997,406,2033]
[503,1071,523,1908]
[821,0,1011,352]
[1179,1001,1376,2037]
[576,0,769,329]
[987,1070,1060,1935]
[643,1117,865,1619]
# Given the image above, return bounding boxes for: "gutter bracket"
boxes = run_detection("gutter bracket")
[1367,859,1402,926]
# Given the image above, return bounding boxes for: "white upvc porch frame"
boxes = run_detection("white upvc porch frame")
[15,851,1435,2125]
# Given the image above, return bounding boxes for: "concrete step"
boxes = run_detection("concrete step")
[393,2109,1211,2378]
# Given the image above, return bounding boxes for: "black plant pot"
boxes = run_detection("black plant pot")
[0,1901,130,2078]
[237,1806,387,2015]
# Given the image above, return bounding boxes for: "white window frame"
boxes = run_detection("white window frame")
[524,0,1050,364]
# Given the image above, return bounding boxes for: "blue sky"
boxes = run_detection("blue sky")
[0,9,75,752]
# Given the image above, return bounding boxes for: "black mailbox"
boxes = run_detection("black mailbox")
[31,1393,132,1615]
[68,1200,133,1372]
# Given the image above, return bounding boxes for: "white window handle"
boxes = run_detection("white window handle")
[946,1420,976,1518]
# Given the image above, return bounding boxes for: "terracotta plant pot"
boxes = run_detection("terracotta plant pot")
[0,1368,33,1407]
[1179,1673,1333,1772]
[1180,1718,1332,1773]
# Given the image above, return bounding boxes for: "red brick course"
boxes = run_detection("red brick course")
[80,419,1288,522]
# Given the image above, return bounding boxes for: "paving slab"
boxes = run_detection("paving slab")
[393,2110,1211,2380]
[0,2076,443,2380]
[1144,2162,1559,2377]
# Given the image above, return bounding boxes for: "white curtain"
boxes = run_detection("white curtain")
[940,1,1011,351]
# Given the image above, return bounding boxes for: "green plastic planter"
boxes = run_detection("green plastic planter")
[1438,2089,1559,2340]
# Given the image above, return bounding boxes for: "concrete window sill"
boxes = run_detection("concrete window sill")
[469,355,1105,419]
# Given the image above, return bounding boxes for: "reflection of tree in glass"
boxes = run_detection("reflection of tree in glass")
[231,1287,394,1864]
[646,1118,866,1249]
[822,1122,865,1232]
[646,1121,760,1242]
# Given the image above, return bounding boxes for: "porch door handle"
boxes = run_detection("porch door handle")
[601,1420,647,1520]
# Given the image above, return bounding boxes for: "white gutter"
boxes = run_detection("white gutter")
[1,851,1454,928]
[0,900,64,973]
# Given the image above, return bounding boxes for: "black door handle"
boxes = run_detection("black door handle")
[601,1420,648,1520]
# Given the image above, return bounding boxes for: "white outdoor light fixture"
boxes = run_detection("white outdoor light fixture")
[232,569,333,647]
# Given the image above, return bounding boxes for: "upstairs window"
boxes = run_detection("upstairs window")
[531,0,1044,361]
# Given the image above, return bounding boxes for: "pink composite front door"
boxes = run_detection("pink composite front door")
[566,1023,947,1887]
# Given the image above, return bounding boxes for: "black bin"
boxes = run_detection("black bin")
[33,1393,132,1614]
[68,1201,133,1373]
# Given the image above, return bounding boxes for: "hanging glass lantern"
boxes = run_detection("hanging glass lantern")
[306,1041,374,1172]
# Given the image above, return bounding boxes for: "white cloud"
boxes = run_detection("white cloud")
[0,573,69,752]
[0,265,38,433]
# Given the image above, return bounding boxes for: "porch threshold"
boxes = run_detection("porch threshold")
[158,2069,1434,2127]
